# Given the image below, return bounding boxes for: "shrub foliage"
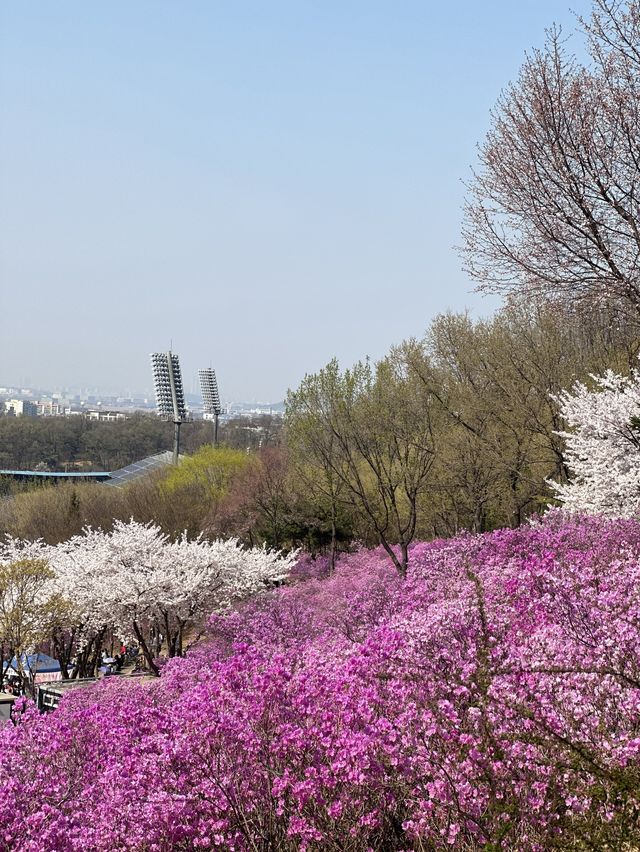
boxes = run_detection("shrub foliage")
[1,514,639,850]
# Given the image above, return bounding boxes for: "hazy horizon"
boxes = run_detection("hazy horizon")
[0,1,591,400]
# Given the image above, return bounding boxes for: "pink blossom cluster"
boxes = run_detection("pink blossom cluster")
[1,513,640,850]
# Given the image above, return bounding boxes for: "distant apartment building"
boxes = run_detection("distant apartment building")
[86,410,127,422]
[5,399,38,417]
[36,401,68,417]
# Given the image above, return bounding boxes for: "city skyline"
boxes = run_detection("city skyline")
[0,380,284,408]
[0,368,284,405]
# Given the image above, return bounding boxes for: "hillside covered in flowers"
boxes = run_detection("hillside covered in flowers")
[1,513,639,850]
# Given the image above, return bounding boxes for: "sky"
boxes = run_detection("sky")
[0,1,593,401]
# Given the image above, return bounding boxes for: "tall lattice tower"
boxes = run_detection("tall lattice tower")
[151,351,186,462]
[199,367,222,445]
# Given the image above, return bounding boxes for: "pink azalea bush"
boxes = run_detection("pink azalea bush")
[1,513,640,850]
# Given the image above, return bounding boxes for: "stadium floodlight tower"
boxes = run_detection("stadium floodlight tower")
[151,351,187,463]
[199,367,222,446]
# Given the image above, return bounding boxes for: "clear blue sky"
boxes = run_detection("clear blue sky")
[0,1,592,401]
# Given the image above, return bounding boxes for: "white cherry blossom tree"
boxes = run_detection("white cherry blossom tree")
[552,369,640,518]
[50,520,297,673]
[1,521,297,676]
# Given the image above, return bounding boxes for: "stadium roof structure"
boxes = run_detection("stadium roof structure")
[0,451,176,488]
[104,450,175,487]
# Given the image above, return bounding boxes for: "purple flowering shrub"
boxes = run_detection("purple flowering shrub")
[1,514,640,850]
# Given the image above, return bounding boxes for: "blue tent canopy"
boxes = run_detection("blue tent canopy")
[3,653,60,674]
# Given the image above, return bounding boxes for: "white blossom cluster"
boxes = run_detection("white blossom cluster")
[0,521,297,645]
[552,369,640,518]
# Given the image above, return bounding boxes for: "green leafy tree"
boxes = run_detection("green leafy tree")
[286,354,438,578]
[0,559,69,688]
[160,445,252,537]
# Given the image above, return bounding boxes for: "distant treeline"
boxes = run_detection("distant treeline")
[0,413,283,474]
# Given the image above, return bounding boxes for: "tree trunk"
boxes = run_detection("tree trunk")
[379,538,407,580]
[329,511,337,572]
[132,620,159,675]
[177,621,184,657]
